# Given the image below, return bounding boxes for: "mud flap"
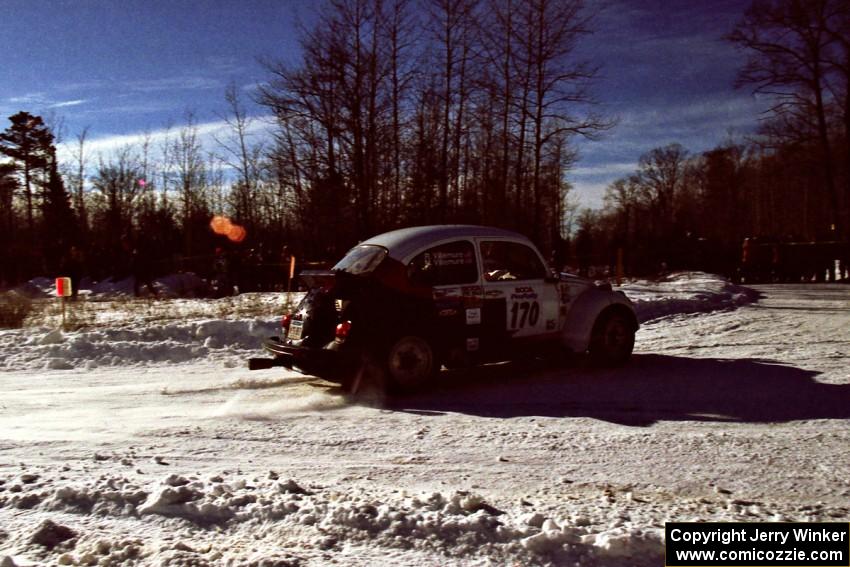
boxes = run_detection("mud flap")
[248,357,290,371]
[346,353,387,396]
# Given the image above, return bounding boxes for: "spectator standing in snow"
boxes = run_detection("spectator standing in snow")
[133,239,157,297]
[212,247,230,298]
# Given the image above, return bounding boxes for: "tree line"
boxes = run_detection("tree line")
[576,135,848,279]
[258,0,608,259]
[0,0,847,290]
[2,0,606,289]
[576,0,849,278]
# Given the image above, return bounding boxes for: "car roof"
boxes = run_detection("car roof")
[361,224,530,262]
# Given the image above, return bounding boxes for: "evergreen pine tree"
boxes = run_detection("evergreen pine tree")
[0,162,18,285]
[41,152,75,272]
[0,112,54,232]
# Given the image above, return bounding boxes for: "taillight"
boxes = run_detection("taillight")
[335,320,352,342]
[281,314,292,332]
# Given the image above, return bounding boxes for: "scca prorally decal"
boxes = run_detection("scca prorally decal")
[510,291,538,300]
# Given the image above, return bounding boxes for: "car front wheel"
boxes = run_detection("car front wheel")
[588,311,635,366]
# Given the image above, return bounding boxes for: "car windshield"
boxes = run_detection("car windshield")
[332,245,388,275]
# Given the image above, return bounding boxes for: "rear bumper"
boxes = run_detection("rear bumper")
[258,336,357,382]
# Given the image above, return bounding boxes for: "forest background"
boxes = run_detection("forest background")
[1,0,848,289]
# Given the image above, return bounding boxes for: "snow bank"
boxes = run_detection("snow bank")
[84,273,208,299]
[617,271,758,323]
[11,277,55,299]
[0,318,280,371]
[0,470,665,566]
[152,273,208,298]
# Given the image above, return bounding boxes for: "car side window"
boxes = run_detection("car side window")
[408,240,478,286]
[480,241,547,281]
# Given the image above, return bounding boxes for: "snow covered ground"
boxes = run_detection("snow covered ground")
[1,273,848,566]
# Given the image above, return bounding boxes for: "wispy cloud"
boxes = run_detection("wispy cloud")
[579,92,767,159]
[3,93,89,114]
[568,164,637,210]
[125,76,222,93]
[55,116,272,165]
[206,55,242,75]
[571,162,637,178]
[73,101,177,116]
[568,180,609,209]
[572,91,768,209]
[4,72,227,122]
[49,99,89,108]
[55,80,109,93]
[7,92,47,105]
[619,94,763,131]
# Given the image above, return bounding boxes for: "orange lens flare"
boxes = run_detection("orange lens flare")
[210,215,232,235]
[227,224,247,243]
[210,215,247,242]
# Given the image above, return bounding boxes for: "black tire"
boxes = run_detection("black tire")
[588,311,635,366]
[383,335,437,392]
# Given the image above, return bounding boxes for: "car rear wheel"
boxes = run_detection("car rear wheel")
[385,335,436,391]
[589,311,635,366]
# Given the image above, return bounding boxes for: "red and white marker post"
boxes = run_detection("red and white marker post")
[55,277,72,328]
[287,255,296,307]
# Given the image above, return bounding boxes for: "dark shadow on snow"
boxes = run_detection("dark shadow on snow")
[385,354,849,426]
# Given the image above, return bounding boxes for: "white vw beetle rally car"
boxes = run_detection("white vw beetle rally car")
[250,225,637,391]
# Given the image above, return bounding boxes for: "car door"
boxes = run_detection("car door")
[478,239,560,341]
[406,239,483,355]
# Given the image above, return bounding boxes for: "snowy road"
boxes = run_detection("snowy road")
[1,283,848,566]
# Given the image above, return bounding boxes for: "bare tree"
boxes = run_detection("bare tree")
[259,2,363,252]
[215,82,266,233]
[426,0,478,220]
[383,0,416,218]
[256,0,607,253]
[173,114,206,222]
[91,146,142,242]
[136,130,157,218]
[603,176,640,272]
[822,0,850,231]
[728,0,843,237]
[515,0,611,238]
[171,113,208,256]
[604,177,639,234]
[635,143,689,244]
[478,0,516,224]
[71,126,90,233]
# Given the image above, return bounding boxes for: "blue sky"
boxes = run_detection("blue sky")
[1,0,766,208]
